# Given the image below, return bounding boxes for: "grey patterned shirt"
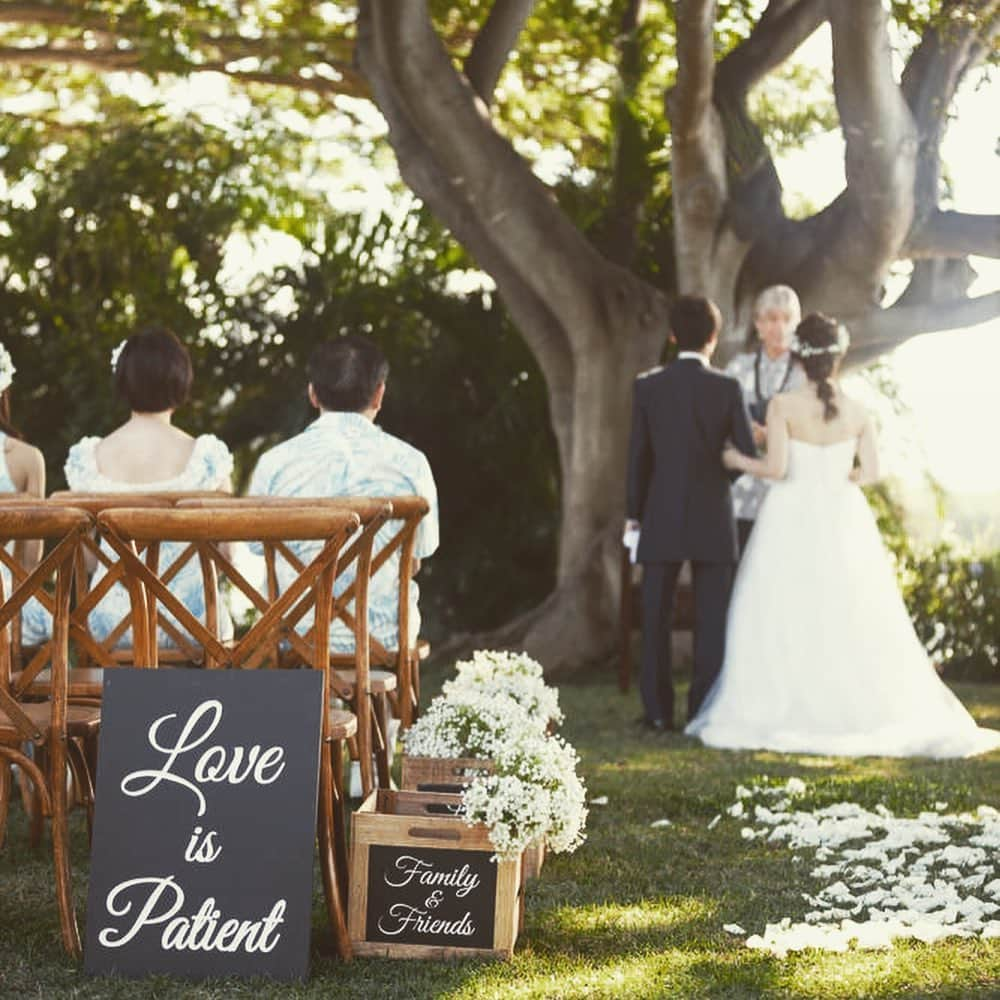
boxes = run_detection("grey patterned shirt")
[725,349,805,521]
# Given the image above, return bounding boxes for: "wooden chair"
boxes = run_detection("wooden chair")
[342,495,431,732]
[0,504,99,958]
[97,504,362,960]
[618,549,695,692]
[175,495,393,798]
[18,491,231,703]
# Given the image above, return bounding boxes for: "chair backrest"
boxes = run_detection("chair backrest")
[47,491,231,667]
[0,505,92,739]
[174,496,393,672]
[97,505,361,672]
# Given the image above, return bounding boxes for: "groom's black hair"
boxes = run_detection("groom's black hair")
[308,334,389,412]
[670,295,721,352]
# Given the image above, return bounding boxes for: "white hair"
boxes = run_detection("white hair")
[753,285,801,324]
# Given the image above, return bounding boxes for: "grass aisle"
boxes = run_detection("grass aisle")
[1,671,998,999]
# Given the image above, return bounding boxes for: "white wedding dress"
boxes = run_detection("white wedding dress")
[686,438,1000,759]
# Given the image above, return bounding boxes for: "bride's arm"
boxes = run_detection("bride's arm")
[723,397,788,480]
[849,415,879,485]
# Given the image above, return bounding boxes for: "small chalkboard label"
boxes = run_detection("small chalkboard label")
[364,845,497,949]
[84,669,323,981]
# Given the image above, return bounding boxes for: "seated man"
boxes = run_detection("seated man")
[247,334,439,654]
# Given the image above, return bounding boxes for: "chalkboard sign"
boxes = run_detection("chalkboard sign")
[364,845,497,949]
[84,669,323,981]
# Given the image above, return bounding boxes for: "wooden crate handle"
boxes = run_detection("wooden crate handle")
[407,826,462,841]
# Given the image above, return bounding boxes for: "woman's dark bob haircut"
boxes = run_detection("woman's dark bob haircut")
[114,325,193,413]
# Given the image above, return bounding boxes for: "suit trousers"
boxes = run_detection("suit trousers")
[640,560,734,725]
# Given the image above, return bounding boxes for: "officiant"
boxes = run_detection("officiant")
[725,285,805,554]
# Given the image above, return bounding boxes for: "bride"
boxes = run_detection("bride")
[685,313,1000,758]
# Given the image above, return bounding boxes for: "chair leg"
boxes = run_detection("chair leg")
[330,740,349,906]
[50,737,82,958]
[410,653,421,723]
[67,740,96,844]
[373,694,391,790]
[316,747,352,960]
[28,746,47,848]
[0,761,10,849]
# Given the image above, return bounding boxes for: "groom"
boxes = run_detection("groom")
[625,295,756,730]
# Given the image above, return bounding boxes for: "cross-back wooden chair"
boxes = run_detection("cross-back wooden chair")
[175,495,394,796]
[0,504,99,958]
[97,504,362,960]
[8,493,173,705]
[332,495,431,730]
[33,491,232,699]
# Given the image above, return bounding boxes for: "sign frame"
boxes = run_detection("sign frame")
[84,668,324,982]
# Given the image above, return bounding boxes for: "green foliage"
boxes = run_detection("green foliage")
[0,99,313,484]
[867,482,999,680]
[0,109,559,640]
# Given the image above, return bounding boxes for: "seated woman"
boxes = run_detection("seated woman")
[64,325,234,649]
[0,342,50,646]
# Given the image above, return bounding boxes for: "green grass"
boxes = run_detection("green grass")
[2,669,1000,999]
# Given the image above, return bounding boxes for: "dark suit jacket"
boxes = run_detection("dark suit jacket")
[626,357,756,564]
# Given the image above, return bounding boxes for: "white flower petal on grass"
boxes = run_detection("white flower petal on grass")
[723,923,745,935]
[650,818,672,829]
[707,814,722,830]
[589,795,609,806]
[719,780,1000,957]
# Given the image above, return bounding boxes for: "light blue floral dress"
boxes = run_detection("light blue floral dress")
[0,432,51,645]
[64,434,235,649]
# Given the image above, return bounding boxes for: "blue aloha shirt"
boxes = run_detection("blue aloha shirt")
[247,411,440,653]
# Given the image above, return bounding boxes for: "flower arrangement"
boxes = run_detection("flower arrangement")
[0,342,16,394]
[791,324,850,358]
[402,691,538,761]
[441,649,563,731]
[403,651,586,859]
[461,733,587,858]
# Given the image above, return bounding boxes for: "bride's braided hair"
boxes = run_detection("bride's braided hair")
[791,313,846,422]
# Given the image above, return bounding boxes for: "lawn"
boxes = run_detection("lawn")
[2,667,999,999]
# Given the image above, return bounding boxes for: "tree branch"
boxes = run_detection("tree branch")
[830,0,918,258]
[0,45,367,99]
[845,290,1000,365]
[716,0,826,95]
[907,211,1000,259]
[464,0,536,105]
[359,0,644,349]
[901,0,1000,222]
[598,0,649,268]
[671,0,717,141]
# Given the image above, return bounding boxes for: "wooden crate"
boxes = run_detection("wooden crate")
[348,789,523,959]
[400,755,545,880]
[400,754,493,793]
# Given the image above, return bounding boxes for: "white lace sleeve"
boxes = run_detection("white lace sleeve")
[63,437,101,491]
[192,435,235,491]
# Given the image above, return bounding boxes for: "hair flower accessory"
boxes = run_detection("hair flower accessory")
[791,324,850,358]
[109,339,128,373]
[0,343,16,394]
